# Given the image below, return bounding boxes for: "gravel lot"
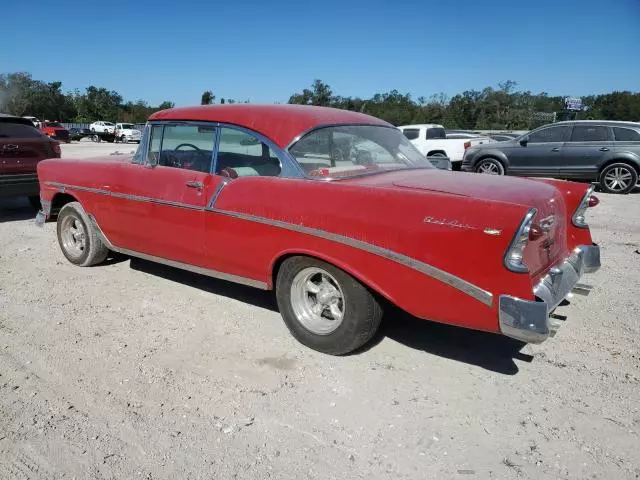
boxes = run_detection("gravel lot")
[1,142,639,479]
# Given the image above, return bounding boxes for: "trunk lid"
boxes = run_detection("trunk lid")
[343,169,569,277]
[0,137,57,175]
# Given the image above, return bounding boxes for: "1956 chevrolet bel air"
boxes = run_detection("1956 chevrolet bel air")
[36,104,601,355]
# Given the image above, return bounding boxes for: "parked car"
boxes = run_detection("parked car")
[114,123,142,143]
[462,120,640,194]
[68,127,92,141]
[0,114,61,208]
[89,121,116,134]
[40,121,70,143]
[23,116,42,128]
[399,123,495,169]
[36,105,601,355]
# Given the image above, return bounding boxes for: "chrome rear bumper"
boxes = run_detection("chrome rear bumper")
[498,244,600,343]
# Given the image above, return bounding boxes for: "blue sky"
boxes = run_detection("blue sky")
[2,0,638,106]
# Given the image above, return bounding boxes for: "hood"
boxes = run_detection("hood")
[343,168,560,207]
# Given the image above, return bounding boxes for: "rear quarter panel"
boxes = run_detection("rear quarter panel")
[206,176,536,333]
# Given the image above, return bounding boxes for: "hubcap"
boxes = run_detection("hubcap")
[604,167,633,191]
[478,161,501,174]
[60,214,87,258]
[290,267,345,335]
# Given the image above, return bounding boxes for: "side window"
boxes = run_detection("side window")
[402,128,420,140]
[426,127,446,139]
[613,127,640,142]
[215,128,281,177]
[528,126,570,143]
[155,124,216,173]
[147,125,163,164]
[570,126,608,142]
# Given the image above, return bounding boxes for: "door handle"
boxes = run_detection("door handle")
[599,147,609,152]
[551,147,560,152]
[185,180,204,190]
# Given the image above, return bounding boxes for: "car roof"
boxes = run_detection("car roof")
[148,104,392,148]
[0,113,38,126]
[398,124,444,129]
[552,120,640,128]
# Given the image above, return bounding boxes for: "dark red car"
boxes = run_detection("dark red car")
[0,114,61,208]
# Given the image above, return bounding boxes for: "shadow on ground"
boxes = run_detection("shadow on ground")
[126,258,530,374]
[0,197,38,223]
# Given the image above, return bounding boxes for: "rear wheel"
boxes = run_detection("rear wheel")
[599,163,638,194]
[475,157,505,175]
[276,256,383,355]
[56,202,108,267]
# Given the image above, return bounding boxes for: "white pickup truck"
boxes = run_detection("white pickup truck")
[398,124,495,169]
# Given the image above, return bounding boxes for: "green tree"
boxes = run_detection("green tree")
[158,101,175,110]
[201,90,214,105]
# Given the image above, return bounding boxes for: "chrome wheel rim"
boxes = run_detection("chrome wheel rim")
[60,214,87,259]
[478,161,501,174]
[604,167,633,191]
[290,267,345,335]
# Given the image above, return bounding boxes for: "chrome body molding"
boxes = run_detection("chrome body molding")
[498,244,600,343]
[46,181,494,306]
[206,207,494,306]
[85,214,268,290]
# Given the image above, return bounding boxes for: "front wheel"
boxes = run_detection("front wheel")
[57,202,109,267]
[276,256,383,355]
[599,163,638,194]
[475,158,505,175]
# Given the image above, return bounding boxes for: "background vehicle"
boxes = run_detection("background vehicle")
[399,123,495,169]
[114,123,142,143]
[37,104,599,355]
[23,116,42,128]
[40,120,70,143]
[89,121,116,134]
[462,120,640,194]
[0,114,61,208]
[68,127,92,141]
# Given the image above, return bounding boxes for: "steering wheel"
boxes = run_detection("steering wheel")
[174,143,201,152]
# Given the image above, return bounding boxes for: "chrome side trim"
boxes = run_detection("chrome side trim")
[207,178,230,208]
[206,207,494,306]
[86,214,267,290]
[46,182,204,211]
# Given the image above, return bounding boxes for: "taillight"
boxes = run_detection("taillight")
[464,141,471,150]
[572,186,597,228]
[504,208,537,273]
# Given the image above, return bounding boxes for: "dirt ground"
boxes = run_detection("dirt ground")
[1,142,639,479]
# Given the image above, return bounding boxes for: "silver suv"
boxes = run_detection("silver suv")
[462,120,640,194]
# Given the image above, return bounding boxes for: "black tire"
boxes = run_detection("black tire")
[28,195,41,210]
[276,256,383,355]
[56,202,108,267]
[598,162,638,194]
[475,157,505,175]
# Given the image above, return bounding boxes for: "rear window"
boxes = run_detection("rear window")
[0,122,45,138]
[45,122,63,128]
[613,127,640,142]
[570,126,608,142]
[426,127,446,139]
[402,128,420,140]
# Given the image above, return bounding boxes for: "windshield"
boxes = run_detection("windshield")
[288,125,434,179]
[120,123,135,129]
[104,122,115,126]
[45,122,63,127]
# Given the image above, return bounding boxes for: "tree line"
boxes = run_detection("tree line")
[2,72,638,130]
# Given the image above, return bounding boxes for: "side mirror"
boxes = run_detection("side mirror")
[519,136,529,146]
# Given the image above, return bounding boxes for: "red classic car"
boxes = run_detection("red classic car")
[35,105,601,355]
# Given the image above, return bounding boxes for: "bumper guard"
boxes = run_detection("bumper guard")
[499,244,600,343]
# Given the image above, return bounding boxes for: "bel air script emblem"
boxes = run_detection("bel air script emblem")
[423,216,477,230]
[423,216,502,235]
